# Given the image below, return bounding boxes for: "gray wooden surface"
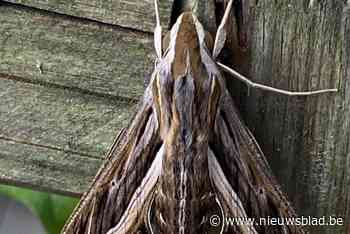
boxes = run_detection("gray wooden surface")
[0,0,173,196]
[3,0,173,32]
[242,1,350,233]
[0,3,154,100]
[0,76,136,196]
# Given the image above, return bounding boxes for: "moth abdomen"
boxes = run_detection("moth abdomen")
[150,189,220,234]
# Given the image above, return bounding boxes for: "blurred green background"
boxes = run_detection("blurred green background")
[0,184,78,234]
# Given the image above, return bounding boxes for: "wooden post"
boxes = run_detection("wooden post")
[241,1,350,233]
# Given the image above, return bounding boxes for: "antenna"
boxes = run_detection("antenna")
[154,0,162,59]
[212,0,233,59]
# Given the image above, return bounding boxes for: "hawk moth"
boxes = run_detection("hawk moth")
[61,0,337,233]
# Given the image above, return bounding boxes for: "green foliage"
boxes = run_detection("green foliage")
[0,184,78,234]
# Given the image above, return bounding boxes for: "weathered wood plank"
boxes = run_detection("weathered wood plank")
[0,138,100,196]
[0,77,135,157]
[0,3,154,100]
[244,1,349,233]
[0,77,136,195]
[3,0,174,32]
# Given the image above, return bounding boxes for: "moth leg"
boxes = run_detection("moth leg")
[107,145,164,234]
[212,0,233,59]
[208,148,258,234]
[217,61,338,96]
[154,0,162,59]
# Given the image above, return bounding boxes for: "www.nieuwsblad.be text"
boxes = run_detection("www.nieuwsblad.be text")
[209,215,344,227]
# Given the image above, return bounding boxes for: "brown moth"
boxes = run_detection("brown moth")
[61,1,337,233]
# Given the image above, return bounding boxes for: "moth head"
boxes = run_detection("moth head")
[161,12,214,78]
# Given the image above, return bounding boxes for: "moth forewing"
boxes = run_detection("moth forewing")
[105,146,164,234]
[211,88,305,234]
[61,86,162,233]
[208,148,258,234]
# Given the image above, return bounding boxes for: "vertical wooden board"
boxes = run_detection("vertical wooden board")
[3,0,174,32]
[246,1,349,233]
[0,4,153,100]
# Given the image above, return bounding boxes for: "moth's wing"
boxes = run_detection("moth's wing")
[61,86,162,234]
[210,90,305,234]
[209,148,258,234]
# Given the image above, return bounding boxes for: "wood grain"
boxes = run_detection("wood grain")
[244,1,350,233]
[3,0,174,32]
[0,77,136,195]
[0,138,100,197]
[0,3,154,100]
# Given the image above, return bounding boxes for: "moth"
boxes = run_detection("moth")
[61,0,337,233]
